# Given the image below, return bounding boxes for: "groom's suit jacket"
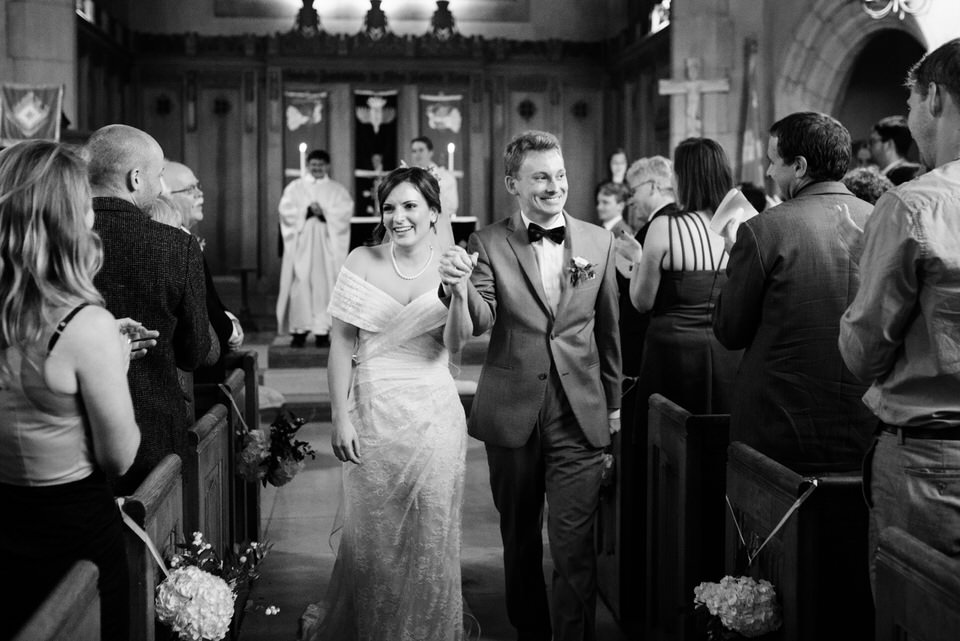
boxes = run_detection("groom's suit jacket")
[464,211,621,449]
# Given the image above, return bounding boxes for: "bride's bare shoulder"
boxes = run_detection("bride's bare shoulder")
[344,244,389,278]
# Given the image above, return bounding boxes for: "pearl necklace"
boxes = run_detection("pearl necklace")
[390,242,434,280]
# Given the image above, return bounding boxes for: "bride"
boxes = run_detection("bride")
[300,166,473,640]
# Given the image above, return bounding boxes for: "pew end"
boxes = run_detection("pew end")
[875,526,960,641]
[12,560,100,641]
[185,402,232,557]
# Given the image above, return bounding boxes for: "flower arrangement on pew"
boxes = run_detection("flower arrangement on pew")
[693,575,782,640]
[155,531,271,641]
[237,410,317,487]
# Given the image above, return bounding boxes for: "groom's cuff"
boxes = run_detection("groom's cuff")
[608,409,621,420]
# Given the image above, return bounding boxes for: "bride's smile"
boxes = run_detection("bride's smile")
[381,182,438,246]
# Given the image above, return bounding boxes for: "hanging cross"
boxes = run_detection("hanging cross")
[658,58,730,138]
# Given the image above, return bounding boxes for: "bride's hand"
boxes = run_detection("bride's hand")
[332,419,361,465]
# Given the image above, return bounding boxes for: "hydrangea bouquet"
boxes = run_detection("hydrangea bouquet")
[237,411,317,487]
[155,531,271,641]
[693,575,782,639]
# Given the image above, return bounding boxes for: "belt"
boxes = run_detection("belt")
[881,422,960,441]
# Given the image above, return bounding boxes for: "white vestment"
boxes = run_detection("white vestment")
[276,175,354,335]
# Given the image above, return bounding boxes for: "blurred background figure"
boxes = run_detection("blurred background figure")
[0,140,140,641]
[869,115,924,185]
[851,140,877,170]
[596,180,631,236]
[145,193,183,228]
[597,147,629,196]
[842,166,894,205]
[737,181,769,213]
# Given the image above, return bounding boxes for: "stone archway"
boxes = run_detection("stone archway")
[775,0,926,117]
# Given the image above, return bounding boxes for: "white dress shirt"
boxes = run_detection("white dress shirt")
[521,211,565,315]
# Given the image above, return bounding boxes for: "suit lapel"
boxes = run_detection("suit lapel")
[556,213,576,317]
[505,214,554,317]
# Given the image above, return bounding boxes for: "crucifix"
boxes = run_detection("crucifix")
[658,58,730,138]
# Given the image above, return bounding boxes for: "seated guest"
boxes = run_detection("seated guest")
[621,138,741,420]
[842,166,894,205]
[869,115,924,185]
[714,112,875,473]
[164,160,244,383]
[0,140,141,641]
[86,125,214,495]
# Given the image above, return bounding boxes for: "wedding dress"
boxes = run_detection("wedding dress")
[300,267,467,641]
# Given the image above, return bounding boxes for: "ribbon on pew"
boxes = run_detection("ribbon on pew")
[218,383,250,435]
[117,497,170,579]
[726,478,819,567]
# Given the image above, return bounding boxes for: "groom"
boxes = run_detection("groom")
[440,130,621,641]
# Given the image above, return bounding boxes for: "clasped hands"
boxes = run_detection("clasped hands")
[438,246,479,296]
[306,202,326,223]
[117,318,159,361]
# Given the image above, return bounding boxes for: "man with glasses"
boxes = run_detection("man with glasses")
[164,160,244,382]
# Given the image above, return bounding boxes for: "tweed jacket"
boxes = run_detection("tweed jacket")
[713,181,875,472]
[93,197,212,494]
[464,211,621,449]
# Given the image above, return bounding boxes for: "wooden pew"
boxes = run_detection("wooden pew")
[645,394,729,641]
[12,560,100,641]
[724,442,874,641]
[184,402,231,556]
[875,526,960,641]
[195,351,261,546]
[123,454,184,641]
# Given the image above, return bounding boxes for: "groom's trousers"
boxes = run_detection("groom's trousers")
[485,365,604,641]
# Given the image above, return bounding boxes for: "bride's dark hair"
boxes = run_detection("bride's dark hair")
[368,166,442,245]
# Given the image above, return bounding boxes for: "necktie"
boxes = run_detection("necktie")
[528,223,566,245]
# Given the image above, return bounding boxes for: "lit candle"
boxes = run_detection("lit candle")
[447,142,455,173]
[299,142,307,177]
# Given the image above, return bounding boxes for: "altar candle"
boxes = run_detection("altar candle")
[447,142,455,173]
[299,142,307,177]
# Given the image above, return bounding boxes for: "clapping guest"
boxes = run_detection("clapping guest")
[0,141,141,641]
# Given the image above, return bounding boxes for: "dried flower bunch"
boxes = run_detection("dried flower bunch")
[693,575,782,639]
[237,411,317,487]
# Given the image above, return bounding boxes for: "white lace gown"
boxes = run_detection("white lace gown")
[301,268,467,641]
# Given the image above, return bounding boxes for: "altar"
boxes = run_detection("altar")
[349,216,478,249]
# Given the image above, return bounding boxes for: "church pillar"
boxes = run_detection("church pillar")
[4,0,77,123]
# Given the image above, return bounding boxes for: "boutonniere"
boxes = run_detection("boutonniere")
[568,256,597,286]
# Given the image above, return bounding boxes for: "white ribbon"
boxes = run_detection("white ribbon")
[726,478,819,567]
[117,497,170,579]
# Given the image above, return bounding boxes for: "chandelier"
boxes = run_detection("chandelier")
[861,0,929,20]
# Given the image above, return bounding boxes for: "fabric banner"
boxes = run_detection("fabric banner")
[354,89,398,216]
[0,84,63,144]
[418,93,464,176]
[283,90,328,186]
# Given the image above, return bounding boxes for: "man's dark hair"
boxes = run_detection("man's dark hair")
[673,137,733,212]
[597,181,629,204]
[907,37,960,108]
[411,136,434,151]
[872,115,914,157]
[307,149,330,163]
[769,112,851,182]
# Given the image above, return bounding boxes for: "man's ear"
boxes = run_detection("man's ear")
[928,82,943,117]
[504,175,518,196]
[793,155,808,179]
[127,168,140,192]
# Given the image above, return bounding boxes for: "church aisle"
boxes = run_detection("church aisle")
[237,417,628,640]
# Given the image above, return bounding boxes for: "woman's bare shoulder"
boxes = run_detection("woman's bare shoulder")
[343,244,388,276]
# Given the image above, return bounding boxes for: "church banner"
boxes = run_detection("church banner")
[354,89,398,216]
[0,84,63,145]
[737,39,765,188]
[282,90,328,187]
[418,93,464,178]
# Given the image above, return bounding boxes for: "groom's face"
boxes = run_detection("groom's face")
[506,149,568,223]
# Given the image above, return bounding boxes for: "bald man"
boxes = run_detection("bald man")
[87,124,214,495]
[164,159,244,382]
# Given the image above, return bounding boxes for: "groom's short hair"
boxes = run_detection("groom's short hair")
[504,130,561,177]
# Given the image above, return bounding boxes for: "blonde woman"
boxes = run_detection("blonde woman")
[0,141,148,641]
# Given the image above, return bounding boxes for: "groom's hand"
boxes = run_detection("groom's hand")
[438,246,478,296]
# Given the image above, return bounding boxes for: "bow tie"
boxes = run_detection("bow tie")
[528,223,566,245]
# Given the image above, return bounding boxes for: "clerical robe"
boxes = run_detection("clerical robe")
[276,175,354,335]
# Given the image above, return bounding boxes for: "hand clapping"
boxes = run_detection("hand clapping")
[438,246,479,297]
